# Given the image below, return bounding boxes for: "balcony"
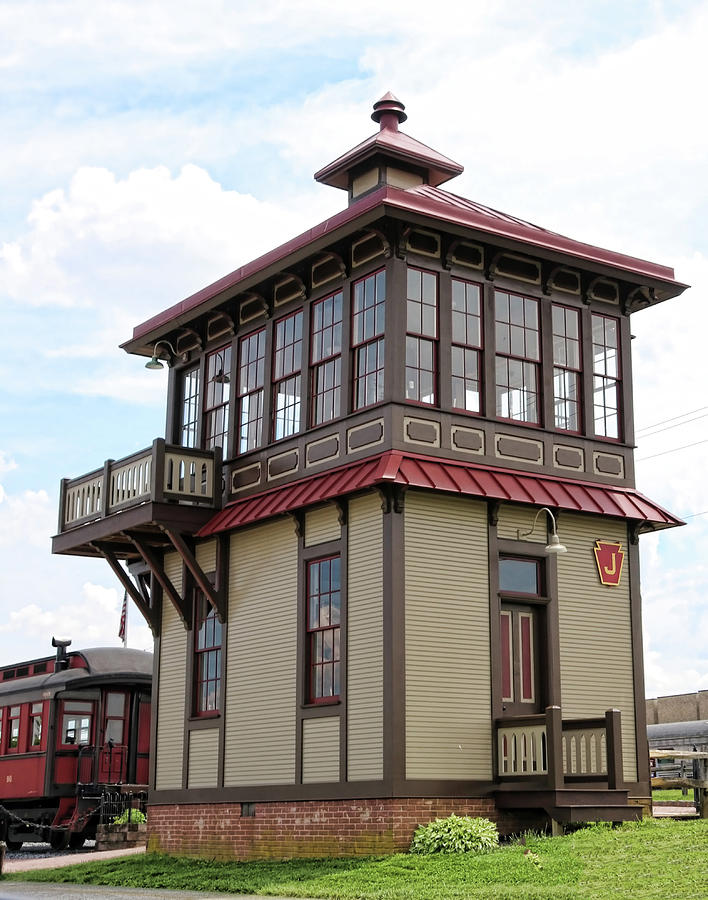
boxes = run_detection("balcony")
[52,439,221,559]
[494,706,642,824]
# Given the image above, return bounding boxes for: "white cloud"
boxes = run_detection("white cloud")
[0,452,18,475]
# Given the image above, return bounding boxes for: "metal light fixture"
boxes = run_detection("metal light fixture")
[518,507,567,555]
[145,340,178,370]
[211,369,230,384]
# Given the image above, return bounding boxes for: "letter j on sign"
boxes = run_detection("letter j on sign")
[594,540,625,586]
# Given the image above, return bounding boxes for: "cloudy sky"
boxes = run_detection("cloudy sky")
[1,0,706,698]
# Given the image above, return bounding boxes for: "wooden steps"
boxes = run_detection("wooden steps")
[495,787,642,824]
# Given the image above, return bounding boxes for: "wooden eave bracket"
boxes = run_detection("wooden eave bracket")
[377,483,406,514]
[273,272,307,307]
[334,498,348,528]
[395,225,412,260]
[622,285,653,316]
[288,511,304,539]
[123,532,191,630]
[487,500,501,527]
[91,542,160,636]
[485,251,502,283]
[162,528,226,624]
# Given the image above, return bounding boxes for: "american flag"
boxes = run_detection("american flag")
[118,591,127,645]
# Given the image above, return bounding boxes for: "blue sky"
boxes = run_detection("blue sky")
[1,0,707,698]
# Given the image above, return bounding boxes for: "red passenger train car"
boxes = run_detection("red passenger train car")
[0,638,152,849]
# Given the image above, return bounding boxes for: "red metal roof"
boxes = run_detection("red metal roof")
[197,451,682,537]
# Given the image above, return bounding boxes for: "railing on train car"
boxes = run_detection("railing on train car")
[77,743,128,785]
[98,789,148,826]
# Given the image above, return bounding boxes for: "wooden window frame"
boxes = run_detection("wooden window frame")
[203,344,232,456]
[451,277,483,415]
[591,312,622,441]
[237,327,266,454]
[352,269,386,411]
[552,304,582,433]
[310,290,343,427]
[494,290,541,425]
[59,700,94,748]
[29,701,43,749]
[193,591,222,717]
[405,266,438,406]
[178,365,200,449]
[7,704,21,754]
[272,310,303,441]
[305,555,342,705]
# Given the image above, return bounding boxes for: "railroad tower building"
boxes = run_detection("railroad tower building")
[52,94,686,857]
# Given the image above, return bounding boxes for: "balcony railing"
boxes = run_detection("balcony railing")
[496,706,624,789]
[58,439,221,532]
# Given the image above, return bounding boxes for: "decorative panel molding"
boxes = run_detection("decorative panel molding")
[553,445,584,471]
[593,451,625,478]
[231,463,261,493]
[347,419,384,453]
[495,434,544,464]
[403,416,440,447]
[267,449,299,481]
[451,426,484,454]
[306,435,340,468]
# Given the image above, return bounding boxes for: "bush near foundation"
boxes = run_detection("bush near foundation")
[112,809,147,825]
[409,814,499,854]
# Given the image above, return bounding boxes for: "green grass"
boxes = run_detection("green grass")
[4,818,707,898]
[652,788,696,803]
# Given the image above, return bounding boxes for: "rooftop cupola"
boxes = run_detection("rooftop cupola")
[314,92,464,205]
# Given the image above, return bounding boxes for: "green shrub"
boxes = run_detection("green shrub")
[112,808,147,825]
[409,814,499,854]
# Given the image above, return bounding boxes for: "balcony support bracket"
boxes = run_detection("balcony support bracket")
[124,532,191,630]
[91,542,160,635]
[162,528,226,624]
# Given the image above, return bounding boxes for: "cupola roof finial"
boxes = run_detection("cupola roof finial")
[371,92,408,131]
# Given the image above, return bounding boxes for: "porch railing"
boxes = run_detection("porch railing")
[58,439,221,531]
[496,706,624,789]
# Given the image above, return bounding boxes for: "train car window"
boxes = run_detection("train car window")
[8,706,21,752]
[0,708,4,752]
[104,692,126,744]
[30,702,43,747]
[61,700,93,746]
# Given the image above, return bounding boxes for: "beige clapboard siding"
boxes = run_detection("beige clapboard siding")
[557,514,637,781]
[347,492,384,781]
[195,539,217,573]
[187,729,219,788]
[497,504,547,543]
[155,552,186,791]
[405,492,492,780]
[304,504,341,547]
[224,519,298,786]
[302,717,340,783]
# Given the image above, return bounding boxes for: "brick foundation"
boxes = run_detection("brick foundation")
[147,797,546,860]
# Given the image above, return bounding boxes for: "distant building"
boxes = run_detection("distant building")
[52,94,687,858]
[647,691,708,725]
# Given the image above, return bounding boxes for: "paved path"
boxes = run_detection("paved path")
[0,886,301,900]
[2,846,147,874]
[652,804,698,817]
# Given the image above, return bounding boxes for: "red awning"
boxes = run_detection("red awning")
[197,451,682,537]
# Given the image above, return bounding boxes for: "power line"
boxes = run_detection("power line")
[636,405,708,435]
[683,511,708,519]
[637,412,708,440]
[636,437,708,462]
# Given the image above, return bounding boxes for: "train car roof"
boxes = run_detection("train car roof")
[648,720,708,743]
[0,647,152,706]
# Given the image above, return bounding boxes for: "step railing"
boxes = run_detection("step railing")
[59,439,221,531]
[496,706,623,789]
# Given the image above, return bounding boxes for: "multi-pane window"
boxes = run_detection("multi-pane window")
[30,702,43,747]
[451,278,483,413]
[311,291,343,426]
[61,701,92,745]
[194,593,222,715]
[179,367,200,448]
[495,291,540,424]
[406,267,437,405]
[552,305,582,432]
[592,314,621,439]
[306,556,341,703]
[203,345,232,455]
[103,692,126,744]
[237,328,266,453]
[8,705,20,751]
[352,269,386,409]
[273,311,303,440]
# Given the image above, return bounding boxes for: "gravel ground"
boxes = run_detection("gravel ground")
[4,841,96,862]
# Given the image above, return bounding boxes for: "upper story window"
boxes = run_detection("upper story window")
[406,267,437,405]
[352,269,386,410]
[29,702,43,747]
[273,311,303,440]
[179,366,200,448]
[204,345,232,456]
[495,291,540,424]
[306,555,341,703]
[311,291,343,426]
[499,557,542,595]
[194,593,222,715]
[451,278,483,414]
[237,328,266,453]
[592,314,621,439]
[552,305,582,432]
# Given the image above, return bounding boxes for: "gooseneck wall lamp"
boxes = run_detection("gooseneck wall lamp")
[517,507,567,555]
[145,340,179,370]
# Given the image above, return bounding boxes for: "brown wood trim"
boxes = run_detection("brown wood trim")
[383,488,406,785]
[163,529,225,622]
[628,538,650,787]
[149,634,161,791]
[93,543,160,634]
[217,532,229,788]
[129,533,190,629]
[385,256,406,406]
